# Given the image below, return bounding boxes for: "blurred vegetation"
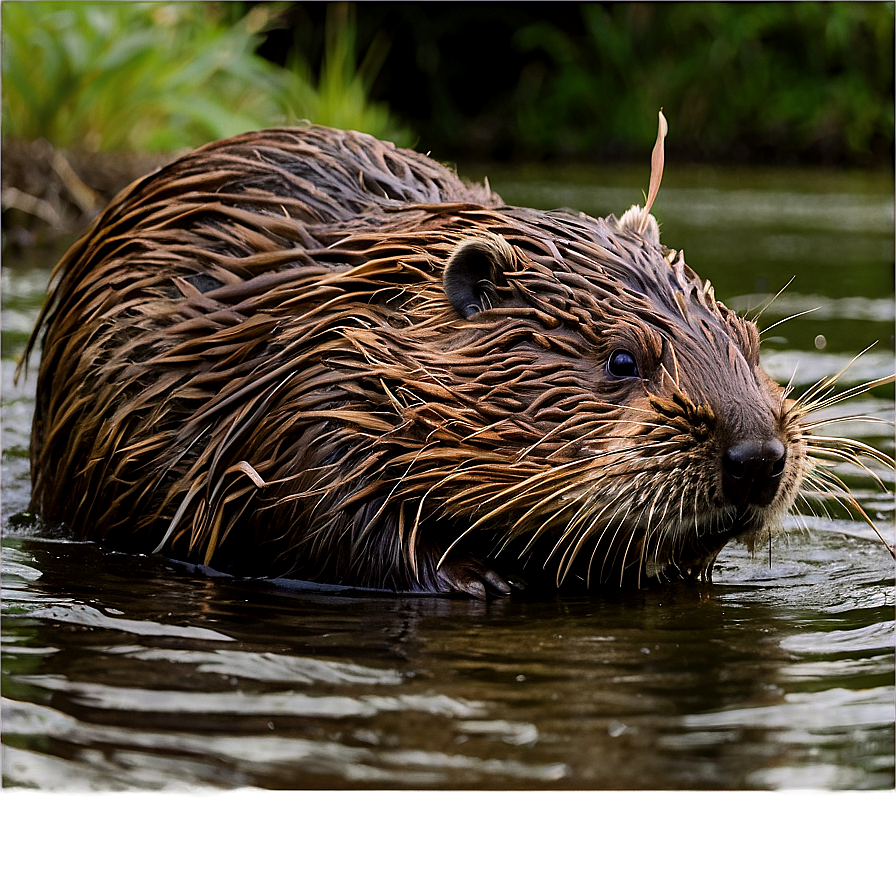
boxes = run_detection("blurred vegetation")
[508,2,895,164]
[2,1,276,152]
[0,1,408,153]
[1,1,892,164]
[259,1,894,166]
[277,3,411,143]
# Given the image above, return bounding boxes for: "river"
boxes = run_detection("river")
[2,163,893,792]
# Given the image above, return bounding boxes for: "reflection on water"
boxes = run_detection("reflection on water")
[2,165,893,790]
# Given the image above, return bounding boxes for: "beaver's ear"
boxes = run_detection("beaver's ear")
[618,205,661,245]
[443,236,515,319]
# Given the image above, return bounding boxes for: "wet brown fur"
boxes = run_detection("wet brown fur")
[22,125,887,595]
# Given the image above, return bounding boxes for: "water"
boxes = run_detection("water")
[2,164,893,791]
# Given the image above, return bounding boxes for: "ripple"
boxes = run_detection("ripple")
[105,646,406,686]
[5,602,235,641]
[3,698,563,789]
[747,763,893,790]
[1,557,42,583]
[682,686,895,731]
[781,621,895,656]
[2,745,208,791]
[777,655,893,683]
[455,719,540,746]
[369,749,568,785]
[12,675,485,719]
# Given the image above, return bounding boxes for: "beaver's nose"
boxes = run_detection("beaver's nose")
[722,438,786,508]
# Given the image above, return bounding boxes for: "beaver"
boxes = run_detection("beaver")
[20,118,893,596]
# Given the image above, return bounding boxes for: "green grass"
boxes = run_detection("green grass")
[1,1,411,153]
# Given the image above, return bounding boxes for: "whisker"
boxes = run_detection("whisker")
[558,492,635,587]
[795,375,896,417]
[792,348,889,412]
[803,414,895,431]
[800,466,895,556]
[780,362,800,404]
[758,299,817,337]
[750,274,797,325]
[805,437,894,477]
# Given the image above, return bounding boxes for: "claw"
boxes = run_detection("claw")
[436,555,512,598]
[482,567,512,596]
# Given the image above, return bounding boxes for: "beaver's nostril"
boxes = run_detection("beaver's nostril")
[722,438,786,508]
[770,452,786,479]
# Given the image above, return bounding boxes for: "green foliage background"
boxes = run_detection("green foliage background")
[2,1,893,165]
[2,2,278,152]
[0,1,409,153]
[507,2,894,163]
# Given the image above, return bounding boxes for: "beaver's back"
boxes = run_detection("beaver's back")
[32,126,502,339]
[86,125,501,227]
[24,127,503,562]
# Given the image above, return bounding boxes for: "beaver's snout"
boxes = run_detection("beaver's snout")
[721,438,787,508]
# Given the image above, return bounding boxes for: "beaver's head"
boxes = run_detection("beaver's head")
[456,207,806,588]
[288,202,806,592]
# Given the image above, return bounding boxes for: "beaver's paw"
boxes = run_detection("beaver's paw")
[436,557,513,599]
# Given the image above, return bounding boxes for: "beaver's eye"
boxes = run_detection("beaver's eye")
[607,349,639,379]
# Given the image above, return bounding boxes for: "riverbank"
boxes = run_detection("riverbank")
[1,138,179,250]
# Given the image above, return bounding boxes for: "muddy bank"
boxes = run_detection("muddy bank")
[2,138,180,249]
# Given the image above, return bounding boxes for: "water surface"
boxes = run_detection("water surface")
[2,164,893,790]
